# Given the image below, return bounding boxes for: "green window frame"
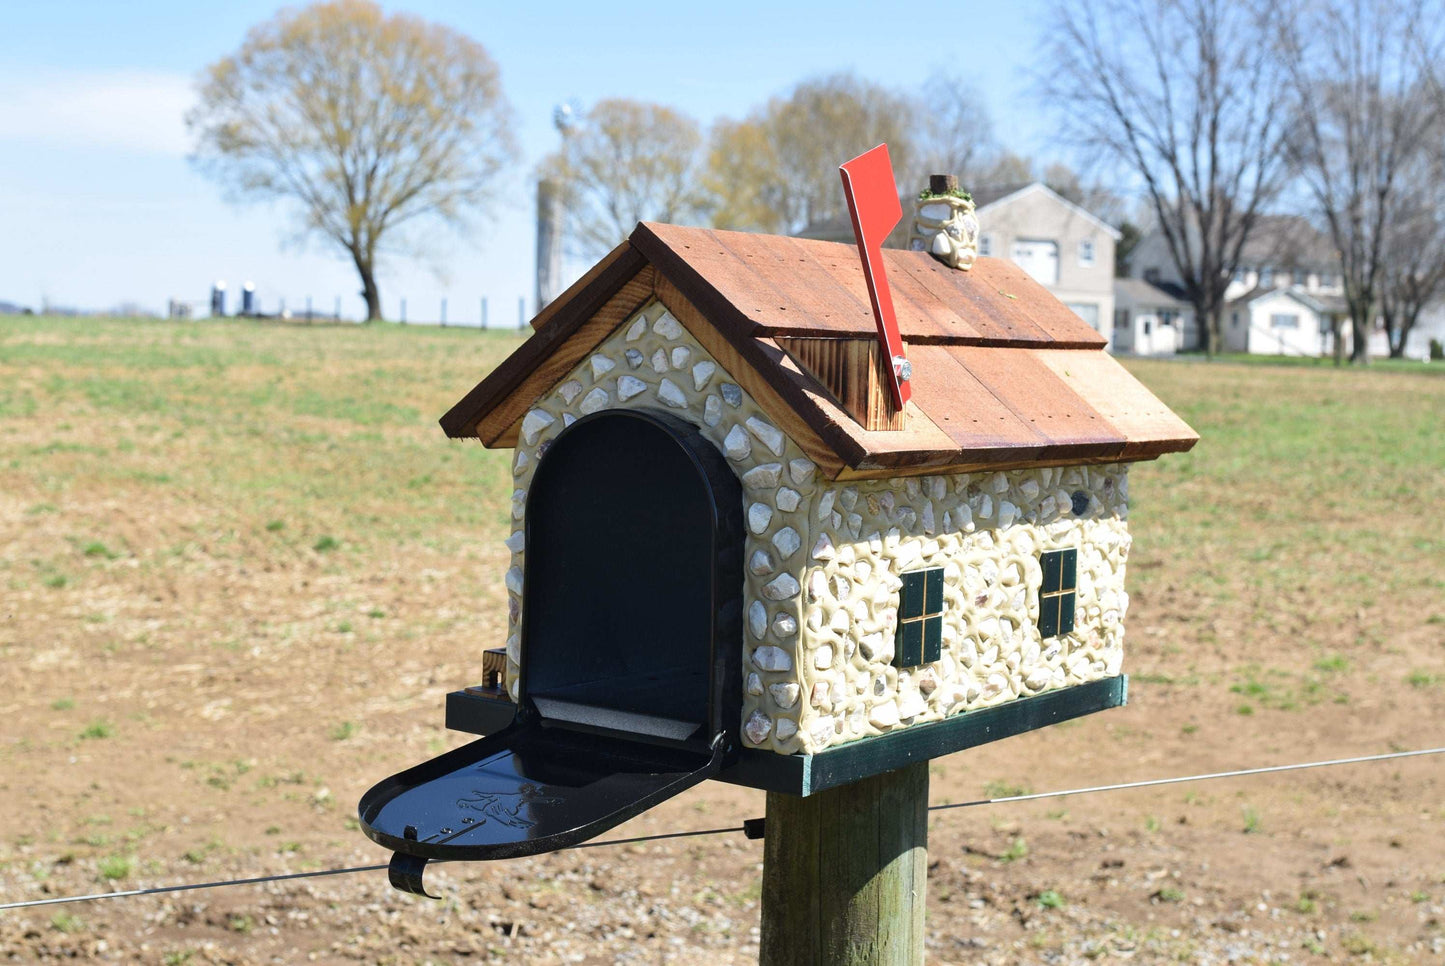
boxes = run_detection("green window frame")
[1038,549,1077,638]
[895,568,944,667]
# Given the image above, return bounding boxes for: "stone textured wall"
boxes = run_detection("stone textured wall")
[503,299,1131,757]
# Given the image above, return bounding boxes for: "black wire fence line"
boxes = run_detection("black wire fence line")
[2,745,1440,912]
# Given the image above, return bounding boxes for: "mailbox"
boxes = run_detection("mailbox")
[360,198,1196,895]
[359,409,744,890]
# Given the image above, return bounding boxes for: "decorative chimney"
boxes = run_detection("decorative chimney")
[908,174,980,270]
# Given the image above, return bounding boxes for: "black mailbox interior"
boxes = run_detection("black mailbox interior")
[359,408,743,890]
[522,409,738,740]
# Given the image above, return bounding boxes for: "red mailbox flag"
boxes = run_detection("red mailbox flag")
[839,144,911,409]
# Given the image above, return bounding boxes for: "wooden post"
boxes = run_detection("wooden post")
[759,762,929,966]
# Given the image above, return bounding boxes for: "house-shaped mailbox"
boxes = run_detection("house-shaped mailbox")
[359,216,1197,891]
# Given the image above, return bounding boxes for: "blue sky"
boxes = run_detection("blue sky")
[0,1,1058,322]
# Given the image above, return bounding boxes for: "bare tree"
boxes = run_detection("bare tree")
[188,0,517,321]
[1042,0,1289,356]
[704,73,919,235]
[906,73,996,192]
[1279,0,1445,363]
[544,98,706,259]
[1379,123,1445,356]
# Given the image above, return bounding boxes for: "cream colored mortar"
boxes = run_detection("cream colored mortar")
[503,300,1130,757]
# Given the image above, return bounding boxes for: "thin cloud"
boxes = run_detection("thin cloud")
[0,69,194,156]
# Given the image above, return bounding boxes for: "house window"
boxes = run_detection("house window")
[1260,267,1275,287]
[1144,267,1161,283]
[1011,238,1060,285]
[1078,238,1096,267]
[979,233,992,257]
[1270,312,1300,329]
[1144,318,1153,335]
[895,568,944,667]
[1231,312,1240,328]
[1038,549,1077,639]
[1066,302,1100,330]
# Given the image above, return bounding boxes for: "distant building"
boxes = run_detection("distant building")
[1113,278,1189,356]
[1128,215,1366,356]
[970,183,1120,348]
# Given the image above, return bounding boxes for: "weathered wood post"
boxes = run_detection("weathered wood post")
[760,762,929,966]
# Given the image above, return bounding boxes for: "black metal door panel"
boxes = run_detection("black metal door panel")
[359,722,723,862]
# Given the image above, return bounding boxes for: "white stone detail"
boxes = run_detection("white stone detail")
[625,315,648,341]
[504,530,525,553]
[692,360,716,391]
[772,612,798,637]
[747,673,764,696]
[769,683,800,709]
[771,526,801,559]
[520,409,555,445]
[504,566,523,595]
[763,573,800,600]
[748,601,767,640]
[650,349,668,373]
[749,549,776,576]
[657,378,688,408]
[789,458,817,486]
[742,463,783,489]
[745,416,785,456]
[774,717,798,741]
[743,709,773,744]
[589,355,615,381]
[557,379,584,404]
[578,387,609,415]
[671,346,691,369]
[724,425,752,461]
[653,312,683,339]
[749,502,774,534]
[616,375,647,401]
[752,645,792,672]
[811,532,836,560]
[703,395,722,426]
[776,487,801,512]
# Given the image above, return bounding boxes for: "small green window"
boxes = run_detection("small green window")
[896,568,944,667]
[1038,549,1077,638]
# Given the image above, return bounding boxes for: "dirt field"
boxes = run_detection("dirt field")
[1,316,1442,964]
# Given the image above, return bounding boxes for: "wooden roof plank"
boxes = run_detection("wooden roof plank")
[905,344,1050,458]
[944,345,1127,457]
[1028,349,1199,457]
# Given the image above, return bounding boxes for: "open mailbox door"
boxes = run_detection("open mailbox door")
[359,409,745,896]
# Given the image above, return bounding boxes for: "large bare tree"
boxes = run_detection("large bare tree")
[1279,0,1445,363]
[704,73,920,235]
[1379,119,1445,357]
[1042,0,1290,356]
[543,98,705,259]
[188,0,517,321]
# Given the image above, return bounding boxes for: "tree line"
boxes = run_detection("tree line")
[190,0,1445,362]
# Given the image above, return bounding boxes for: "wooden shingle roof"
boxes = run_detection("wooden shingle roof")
[442,223,1197,480]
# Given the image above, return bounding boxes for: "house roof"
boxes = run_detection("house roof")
[1238,215,1337,270]
[1229,285,1326,312]
[970,182,1123,241]
[442,223,1197,480]
[1115,277,1190,310]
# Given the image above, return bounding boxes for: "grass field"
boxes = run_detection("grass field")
[1,314,1443,963]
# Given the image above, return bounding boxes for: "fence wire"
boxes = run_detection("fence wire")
[2,745,1441,911]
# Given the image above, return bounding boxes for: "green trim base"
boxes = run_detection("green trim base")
[445,675,1128,797]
